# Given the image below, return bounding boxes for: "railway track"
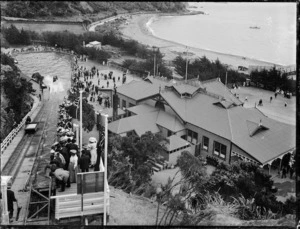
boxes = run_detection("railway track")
[1,99,53,184]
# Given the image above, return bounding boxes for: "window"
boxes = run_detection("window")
[122,100,127,110]
[213,141,227,160]
[203,136,209,150]
[187,129,198,144]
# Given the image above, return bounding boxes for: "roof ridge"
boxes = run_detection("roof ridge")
[201,77,219,84]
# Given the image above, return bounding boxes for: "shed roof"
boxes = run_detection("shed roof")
[165,135,190,152]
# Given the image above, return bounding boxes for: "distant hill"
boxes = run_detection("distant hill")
[1,2,188,19]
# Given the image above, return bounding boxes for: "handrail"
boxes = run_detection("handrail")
[0,101,41,153]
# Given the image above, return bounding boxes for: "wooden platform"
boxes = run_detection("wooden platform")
[56,183,77,196]
[51,182,110,220]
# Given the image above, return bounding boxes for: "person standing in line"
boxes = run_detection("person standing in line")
[79,151,90,172]
[7,182,19,222]
[68,150,78,183]
[285,102,287,107]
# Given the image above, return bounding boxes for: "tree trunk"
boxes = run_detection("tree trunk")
[159,207,169,225]
[155,200,160,225]
[168,211,177,225]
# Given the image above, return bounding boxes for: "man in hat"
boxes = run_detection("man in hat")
[7,181,19,222]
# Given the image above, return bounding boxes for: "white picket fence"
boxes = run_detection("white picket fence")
[0,102,41,153]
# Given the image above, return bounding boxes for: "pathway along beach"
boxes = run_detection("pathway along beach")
[120,14,283,69]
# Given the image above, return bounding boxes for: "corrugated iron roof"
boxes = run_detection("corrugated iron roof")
[173,84,199,96]
[156,110,185,132]
[166,135,190,151]
[100,107,125,118]
[160,90,295,164]
[108,111,160,136]
[202,79,243,105]
[228,107,295,164]
[160,91,233,140]
[117,80,159,101]
[126,104,159,115]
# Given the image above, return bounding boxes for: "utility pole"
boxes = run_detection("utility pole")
[153,46,156,77]
[185,46,188,83]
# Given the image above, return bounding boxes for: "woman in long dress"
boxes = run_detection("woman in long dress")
[69,149,78,183]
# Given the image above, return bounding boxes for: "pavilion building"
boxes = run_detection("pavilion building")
[108,76,295,168]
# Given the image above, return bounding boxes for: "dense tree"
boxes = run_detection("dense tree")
[3,2,187,18]
[173,55,246,84]
[1,60,33,124]
[250,67,295,93]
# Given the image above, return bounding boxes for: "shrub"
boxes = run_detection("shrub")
[206,155,219,167]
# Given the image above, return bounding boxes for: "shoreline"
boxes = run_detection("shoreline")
[120,14,284,69]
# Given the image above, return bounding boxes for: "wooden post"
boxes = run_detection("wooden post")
[102,114,109,225]
[81,173,84,225]
[80,91,83,155]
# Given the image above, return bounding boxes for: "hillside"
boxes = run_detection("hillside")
[1,2,188,20]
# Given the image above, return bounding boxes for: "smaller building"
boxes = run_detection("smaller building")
[160,135,191,165]
[85,41,102,50]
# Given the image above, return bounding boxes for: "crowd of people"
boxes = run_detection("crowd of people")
[70,58,128,109]
[44,100,99,193]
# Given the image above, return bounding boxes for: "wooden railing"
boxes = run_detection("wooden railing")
[0,101,41,153]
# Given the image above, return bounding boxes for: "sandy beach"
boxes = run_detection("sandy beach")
[120,14,281,70]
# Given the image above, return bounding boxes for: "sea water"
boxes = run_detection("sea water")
[16,52,71,93]
[148,2,296,66]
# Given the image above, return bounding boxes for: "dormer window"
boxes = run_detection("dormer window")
[213,101,236,109]
[181,92,192,98]
[247,120,269,137]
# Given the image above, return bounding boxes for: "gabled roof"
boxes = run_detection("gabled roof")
[108,111,160,136]
[126,104,159,115]
[202,78,243,105]
[117,80,160,101]
[173,84,199,96]
[213,100,236,109]
[160,90,232,139]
